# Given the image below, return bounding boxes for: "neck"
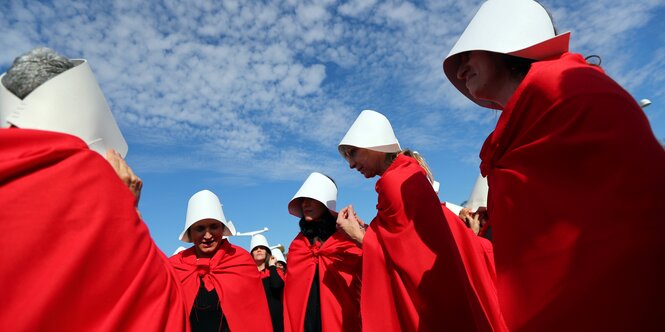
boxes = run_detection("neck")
[495,76,524,108]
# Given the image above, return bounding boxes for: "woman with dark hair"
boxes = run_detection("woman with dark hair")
[443,0,665,331]
[336,110,505,332]
[271,247,287,273]
[170,190,272,332]
[251,234,285,332]
[283,172,363,332]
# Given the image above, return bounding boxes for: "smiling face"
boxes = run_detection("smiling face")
[456,51,516,108]
[343,146,389,178]
[301,198,327,222]
[188,219,225,258]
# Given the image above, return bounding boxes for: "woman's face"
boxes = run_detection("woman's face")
[301,198,327,222]
[252,247,267,264]
[344,147,388,178]
[275,261,285,271]
[189,219,225,258]
[456,51,514,106]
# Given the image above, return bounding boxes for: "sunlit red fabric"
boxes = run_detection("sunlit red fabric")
[480,52,665,331]
[361,154,504,331]
[284,232,362,332]
[0,128,188,331]
[170,243,272,332]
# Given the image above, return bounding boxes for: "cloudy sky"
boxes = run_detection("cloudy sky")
[2,0,664,254]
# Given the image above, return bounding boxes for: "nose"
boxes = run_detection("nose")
[348,159,357,169]
[203,230,213,239]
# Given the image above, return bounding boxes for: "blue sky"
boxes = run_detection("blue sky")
[2,0,664,255]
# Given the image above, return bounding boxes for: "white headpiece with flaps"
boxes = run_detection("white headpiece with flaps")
[0,59,128,156]
[288,172,338,218]
[179,190,236,242]
[443,0,570,109]
[250,234,270,252]
[338,109,401,156]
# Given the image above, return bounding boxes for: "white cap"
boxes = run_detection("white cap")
[465,174,488,212]
[270,248,286,264]
[432,180,440,194]
[288,172,337,218]
[0,59,128,156]
[338,110,401,156]
[444,201,464,216]
[250,234,270,252]
[443,0,570,109]
[179,190,236,242]
[172,246,187,256]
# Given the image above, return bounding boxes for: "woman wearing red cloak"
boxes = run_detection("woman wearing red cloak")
[169,190,273,332]
[443,0,665,330]
[283,172,363,332]
[336,110,505,331]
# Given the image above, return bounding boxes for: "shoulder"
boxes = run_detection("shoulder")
[378,155,431,195]
[526,52,625,102]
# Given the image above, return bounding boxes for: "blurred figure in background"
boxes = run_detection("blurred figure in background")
[271,247,287,273]
[444,0,665,330]
[283,172,362,332]
[336,110,505,331]
[0,47,188,331]
[170,190,272,332]
[251,234,284,332]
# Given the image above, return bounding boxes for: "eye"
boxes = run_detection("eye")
[193,226,205,232]
[210,223,220,230]
[346,147,357,159]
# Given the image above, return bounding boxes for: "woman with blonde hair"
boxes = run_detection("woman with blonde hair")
[336,110,505,331]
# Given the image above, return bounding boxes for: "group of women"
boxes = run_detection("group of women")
[168,0,665,331]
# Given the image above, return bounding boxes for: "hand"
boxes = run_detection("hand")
[269,255,276,267]
[336,205,366,246]
[106,149,143,205]
[459,208,480,235]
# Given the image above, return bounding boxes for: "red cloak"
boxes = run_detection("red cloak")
[361,154,504,331]
[283,231,362,332]
[0,128,188,331]
[170,243,273,332]
[480,52,665,331]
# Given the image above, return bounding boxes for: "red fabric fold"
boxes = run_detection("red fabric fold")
[480,52,665,331]
[361,155,504,331]
[283,231,362,332]
[0,128,188,331]
[170,243,273,332]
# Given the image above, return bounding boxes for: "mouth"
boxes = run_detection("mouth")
[200,241,216,248]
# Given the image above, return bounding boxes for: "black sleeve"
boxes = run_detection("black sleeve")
[267,265,285,290]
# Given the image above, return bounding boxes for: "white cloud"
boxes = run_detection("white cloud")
[1,0,663,183]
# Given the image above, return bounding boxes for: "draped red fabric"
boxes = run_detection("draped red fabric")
[283,231,362,332]
[480,52,665,332]
[259,267,285,280]
[360,155,502,332]
[440,204,503,326]
[170,243,273,332]
[0,128,188,331]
